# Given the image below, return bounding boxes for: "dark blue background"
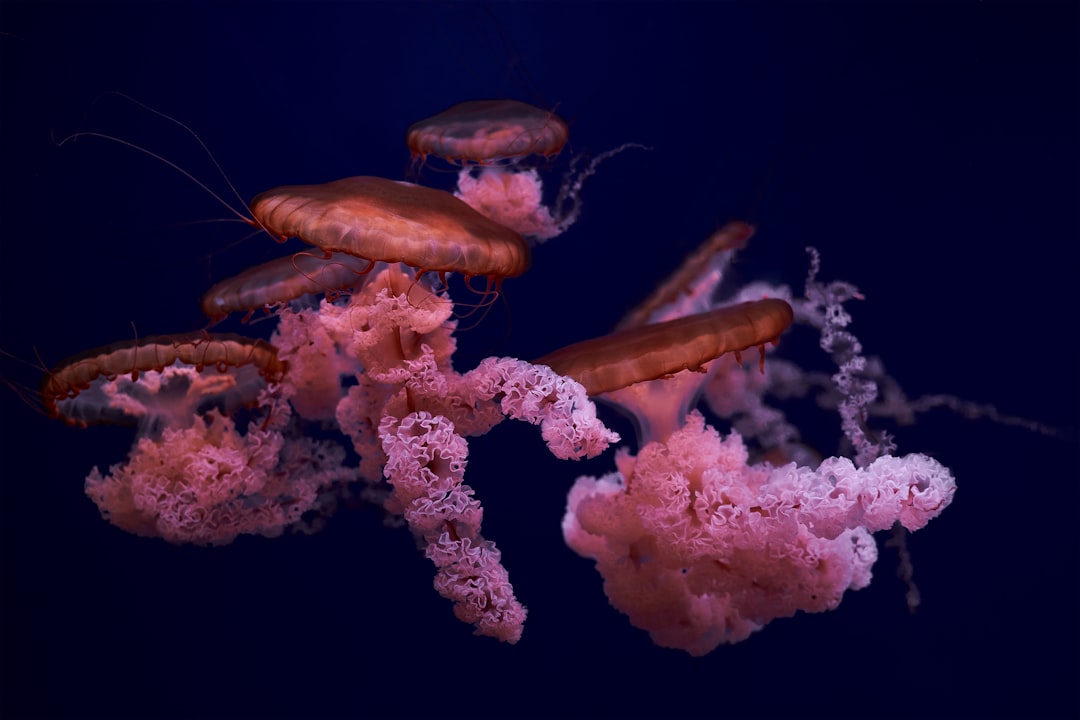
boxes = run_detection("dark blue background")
[1,2,1077,719]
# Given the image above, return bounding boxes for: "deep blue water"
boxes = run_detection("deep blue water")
[1,3,1077,719]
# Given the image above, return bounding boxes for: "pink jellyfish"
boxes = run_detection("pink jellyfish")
[537,226,956,655]
[270,261,619,643]
[206,176,532,421]
[408,99,645,242]
[257,179,619,643]
[41,332,357,545]
[35,97,959,654]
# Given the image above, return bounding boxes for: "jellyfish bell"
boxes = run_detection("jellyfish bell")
[40,332,287,437]
[249,176,530,288]
[537,299,795,396]
[615,221,756,332]
[536,298,795,446]
[200,250,377,323]
[406,99,570,166]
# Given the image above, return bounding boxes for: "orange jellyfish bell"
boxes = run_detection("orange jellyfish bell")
[615,222,756,331]
[200,251,374,322]
[249,176,530,282]
[406,99,570,165]
[536,299,794,445]
[40,332,286,432]
[538,299,794,396]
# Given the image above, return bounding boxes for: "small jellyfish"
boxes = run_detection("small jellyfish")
[408,99,643,242]
[406,99,569,165]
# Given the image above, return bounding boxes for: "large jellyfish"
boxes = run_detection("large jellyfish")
[201,173,616,641]
[250,175,530,282]
[538,227,956,655]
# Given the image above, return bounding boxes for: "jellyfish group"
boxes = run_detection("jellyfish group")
[39,99,955,653]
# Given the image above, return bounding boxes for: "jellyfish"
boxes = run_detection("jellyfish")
[539,227,956,655]
[35,96,959,654]
[613,221,755,331]
[249,175,530,284]
[245,179,617,641]
[240,175,527,425]
[210,176,529,422]
[271,258,618,642]
[40,332,286,431]
[199,252,382,422]
[407,99,644,242]
[41,332,357,545]
[406,99,570,165]
[536,298,794,445]
[200,250,375,323]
